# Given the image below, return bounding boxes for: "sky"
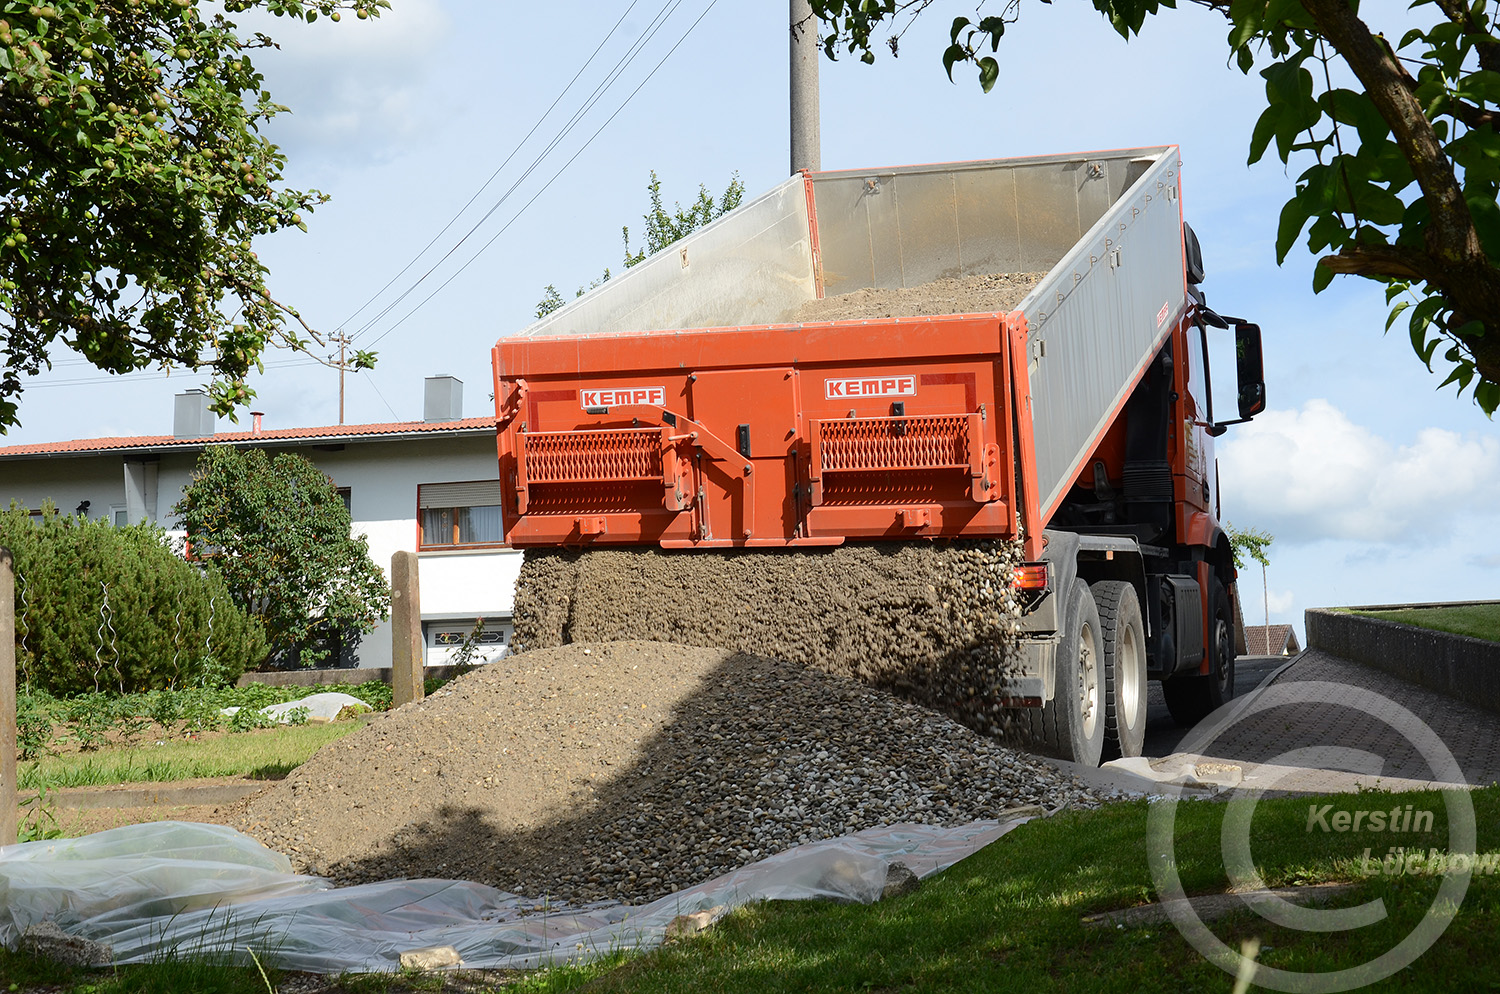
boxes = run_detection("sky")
[5,0,1497,637]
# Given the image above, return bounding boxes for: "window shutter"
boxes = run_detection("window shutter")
[418,480,504,508]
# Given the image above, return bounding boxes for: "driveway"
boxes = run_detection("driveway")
[1143,655,1287,758]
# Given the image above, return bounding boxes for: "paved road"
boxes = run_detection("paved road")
[1117,649,1500,794]
[1142,655,1286,758]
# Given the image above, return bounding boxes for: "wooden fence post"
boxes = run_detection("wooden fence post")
[0,548,17,846]
[390,551,424,708]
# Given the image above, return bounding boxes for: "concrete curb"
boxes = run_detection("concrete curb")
[237,663,474,688]
[25,781,268,810]
[1305,603,1500,716]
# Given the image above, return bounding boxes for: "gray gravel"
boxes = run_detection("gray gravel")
[513,539,1031,736]
[236,642,1102,906]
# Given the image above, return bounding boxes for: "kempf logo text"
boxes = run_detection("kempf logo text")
[580,386,666,408]
[825,375,916,400]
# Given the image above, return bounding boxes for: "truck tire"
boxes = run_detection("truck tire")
[1024,579,1104,767]
[1092,580,1147,759]
[1163,578,1236,727]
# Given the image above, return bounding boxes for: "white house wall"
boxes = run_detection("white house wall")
[1,433,521,670]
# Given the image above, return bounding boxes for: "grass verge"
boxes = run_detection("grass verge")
[1352,603,1500,643]
[18,719,365,790]
[1,787,1497,991]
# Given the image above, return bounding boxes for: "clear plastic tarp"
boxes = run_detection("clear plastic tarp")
[0,817,1031,973]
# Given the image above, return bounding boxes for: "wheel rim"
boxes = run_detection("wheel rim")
[1078,621,1100,738]
[1119,621,1143,732]
[1214,616,1232,695]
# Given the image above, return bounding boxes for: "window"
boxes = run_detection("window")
[336,487,352,514]
[111,505,128,527]
[425,617,513,664]
[418,481,504,548]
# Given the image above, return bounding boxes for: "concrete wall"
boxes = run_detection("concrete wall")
[2,434,522,669]
[1305,602,1500,715]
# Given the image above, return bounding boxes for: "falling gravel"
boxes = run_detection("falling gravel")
[512,540,1029,736]
[236,641,1101,907]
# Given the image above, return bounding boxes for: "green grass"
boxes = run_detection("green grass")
[4,787,1498,991]
[17,719,365,790]
[526,786,1500,993]
[1352,603,1500,643]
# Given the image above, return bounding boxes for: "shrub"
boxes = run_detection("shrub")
[2,503,269,694]
[172,446,390,669]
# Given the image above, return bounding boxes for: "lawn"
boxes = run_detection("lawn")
[1353,603,1500,643]
[18,719,365,790]
[2,786,1497,993]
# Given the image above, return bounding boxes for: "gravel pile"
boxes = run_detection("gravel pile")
[236,641,1101,906]
[512,539,1029,735]
[795,272,1046,322]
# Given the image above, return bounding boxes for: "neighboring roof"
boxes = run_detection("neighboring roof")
[1244,624,1301,656]
[0,416,499,460]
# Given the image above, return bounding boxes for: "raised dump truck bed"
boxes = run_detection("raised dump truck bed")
[495,147,1187,555]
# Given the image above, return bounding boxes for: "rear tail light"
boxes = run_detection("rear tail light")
[1011,562,1050,591]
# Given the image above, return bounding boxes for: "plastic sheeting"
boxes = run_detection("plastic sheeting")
[0,817,1031,973]
[220,693,371,724]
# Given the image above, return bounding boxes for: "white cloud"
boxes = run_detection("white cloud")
[1266,588,1295,615]
[233,0,451,162]
[1218,399,1500,545]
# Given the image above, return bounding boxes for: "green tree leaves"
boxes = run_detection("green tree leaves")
[0,0,390,432]
[171,446,389,668]
[1227,523,1274,570]
[622,170,746,266]
[535,171,745,319]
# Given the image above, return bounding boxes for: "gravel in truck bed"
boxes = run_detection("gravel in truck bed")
[236,641,1101,906]
[795,272,1046,322]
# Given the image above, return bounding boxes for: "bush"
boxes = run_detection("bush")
[173,446,390,669]
[2,503,269,694]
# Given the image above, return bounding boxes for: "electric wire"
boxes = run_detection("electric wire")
[360,0,720,350]
[20,1,717,400]
[331,0,646,335]
[348,0,694,343]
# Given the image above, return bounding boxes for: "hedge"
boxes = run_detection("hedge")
[2,503,268,693]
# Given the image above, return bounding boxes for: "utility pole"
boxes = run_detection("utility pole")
[332,329,351,425]
[790,0,821,175]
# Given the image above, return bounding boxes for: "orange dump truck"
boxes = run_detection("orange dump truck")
[490,147,1266,766]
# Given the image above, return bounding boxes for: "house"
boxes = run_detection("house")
[0,376,521,669]
[1243,624,1301,656]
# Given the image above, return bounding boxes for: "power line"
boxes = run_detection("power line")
[362,0,721,350]
[331,0,647,335]
[349,0,698,344]
[24,354,323,390]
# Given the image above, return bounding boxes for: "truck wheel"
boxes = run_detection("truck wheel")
[1092,580,1147,759]
[1163,578,1236,726]
[1024,579,1105,767]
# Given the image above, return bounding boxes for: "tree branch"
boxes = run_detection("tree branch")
[1299,0,1500,317]
[1428,0,1500,73]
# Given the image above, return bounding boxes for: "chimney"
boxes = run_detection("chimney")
[173,389,216,439]
[423,375,463,423]
[251,411,264,433]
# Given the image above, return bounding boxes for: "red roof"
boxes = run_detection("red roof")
[1244,624,1301,656]
[0,416,498,459]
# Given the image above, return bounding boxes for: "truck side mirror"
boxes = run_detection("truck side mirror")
[1234,323,1266,420]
